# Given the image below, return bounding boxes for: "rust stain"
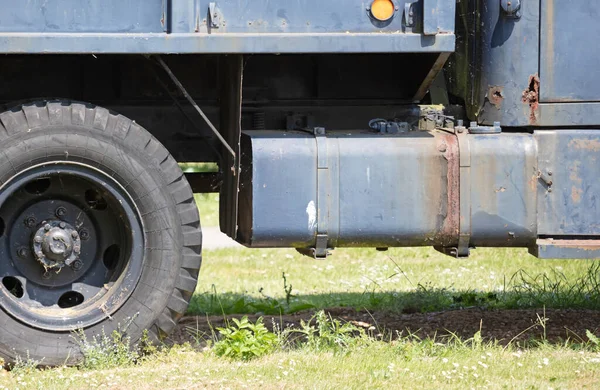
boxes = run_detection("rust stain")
[571,187,583,204]
[487,86,504,110]
[438,132,459,246]
[569,139,600,152]
[528,173,538,193]
[522,74,540,125]
[569,161,582,184]
[538,239,600,251]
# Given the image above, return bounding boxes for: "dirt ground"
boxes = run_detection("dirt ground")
[172,308,600,345]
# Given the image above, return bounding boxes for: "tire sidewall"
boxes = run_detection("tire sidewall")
[0,124,183,365]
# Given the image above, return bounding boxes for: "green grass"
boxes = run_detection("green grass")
[4,337,600,389]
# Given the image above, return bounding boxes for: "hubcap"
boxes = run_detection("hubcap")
[32,220,81,269]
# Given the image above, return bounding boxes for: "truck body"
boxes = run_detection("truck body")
[0,0,597,364]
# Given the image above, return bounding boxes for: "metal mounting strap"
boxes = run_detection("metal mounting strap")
[456,127,471,257]
[314,127,329,259]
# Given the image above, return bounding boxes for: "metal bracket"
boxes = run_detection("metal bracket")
[153,55,237,174]
[403,2,417,27]
[208,2,222,28]
[455,121,471,257]
[469,121,502,134]
[313,127,330,259]
[368,118,409,134]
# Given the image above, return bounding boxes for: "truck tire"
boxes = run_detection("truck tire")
[0,100,201,365]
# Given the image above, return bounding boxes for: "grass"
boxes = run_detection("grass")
[4,337,600,389]
[2,194,600,388]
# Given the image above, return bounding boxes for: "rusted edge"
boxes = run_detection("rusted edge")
[537,239,600,251]
[437,132,460,247]
[522,74,540,125]
[487,86,504,110]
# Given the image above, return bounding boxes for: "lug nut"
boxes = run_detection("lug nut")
[44,224,51,232]
[17,247,28,258]
[71,231,79,239]
[79,229,89,241]
[73,245,81,254]
[59,222,66,229]
[35,250,43,258]
[71,260,83,271]
[55,206,67,218]
[24,216,36,228]
[34,236,42,243]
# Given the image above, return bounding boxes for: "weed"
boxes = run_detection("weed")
[286,310,368,353]
[72,317,156,370]
[11,351,40,375]
[213,316,278,360]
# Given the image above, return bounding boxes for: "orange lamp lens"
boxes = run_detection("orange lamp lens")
[370,0,395,21]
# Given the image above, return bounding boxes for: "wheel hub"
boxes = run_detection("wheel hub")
[32,220,81,269]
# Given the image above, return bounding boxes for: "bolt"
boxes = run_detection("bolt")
[71,231,79,239]
[438,143,447,153]
[34,236,42,243]
[74,245,81,254]
[44,224,51,232]
[24,216,36,228]
[548,170,553,176]
[71,260,83,271]
[17,247,28,258]
[457,127,464,134]
[42,271,51,280]
[79,229,89,241]
[55,206,67,218]
[59,222,66,229]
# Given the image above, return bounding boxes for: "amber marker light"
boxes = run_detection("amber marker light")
[370,0,395,21]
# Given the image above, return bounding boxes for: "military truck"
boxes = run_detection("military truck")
[0,0,593,364]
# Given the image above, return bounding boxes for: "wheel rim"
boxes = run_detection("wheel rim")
[0,162,144,331]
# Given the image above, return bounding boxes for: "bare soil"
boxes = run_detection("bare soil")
[172,308,600,345]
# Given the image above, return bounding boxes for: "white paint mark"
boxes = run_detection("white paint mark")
[306,201,316,231]
[366,167,371,187]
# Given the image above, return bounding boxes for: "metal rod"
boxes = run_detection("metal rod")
[153,55,237,169]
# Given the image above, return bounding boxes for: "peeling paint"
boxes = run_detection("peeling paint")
[571,186,583,204]
[522,74,540,125]
[569,138,600,152]
[306,200,316,231]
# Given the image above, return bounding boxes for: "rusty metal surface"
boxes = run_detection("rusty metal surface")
[487,86,504,110]
[521,74,540,125]
[532,239,600,259]
[436,132,460,247]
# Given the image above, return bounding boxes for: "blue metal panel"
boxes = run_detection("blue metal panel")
[0,32,455,54]
[536,130,600,236]
[0,0,456,53]
[469,134,537,247]
[0,0,164,33]
[540,1,600,102]
[472,0,540,127]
